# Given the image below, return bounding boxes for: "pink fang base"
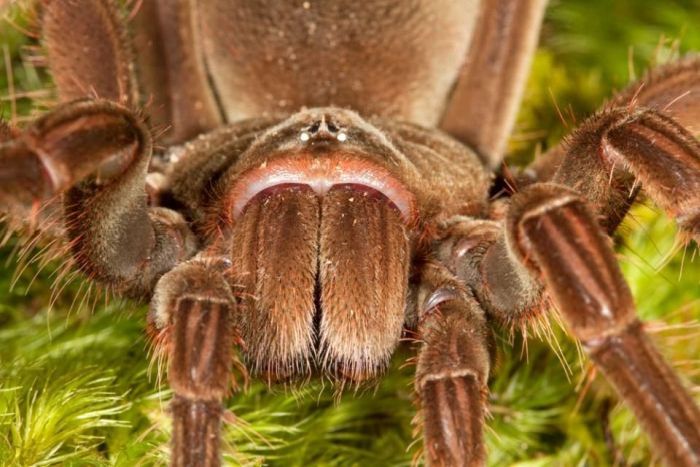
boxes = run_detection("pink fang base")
[229,154,416,221]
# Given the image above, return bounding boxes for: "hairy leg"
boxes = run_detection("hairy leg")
[440,0,547,168]
[149,257,239,467]
[519,55,700,200]
[0,100,197,295]
[437,60,700,462]
[486,54,700,340]
[130,0,222,143]
[509,184,700,466]
[414,262,491,466]
[42,0,137,105]
[438,184,700,466]
[43,0,221,144]
[551,107,700,235]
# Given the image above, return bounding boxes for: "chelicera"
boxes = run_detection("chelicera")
[1,1,700,465]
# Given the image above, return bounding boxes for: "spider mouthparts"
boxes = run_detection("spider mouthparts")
[228,182,410,384]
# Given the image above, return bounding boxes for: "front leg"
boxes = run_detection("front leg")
[439,184,700,466]
[524,56,700,237]
[0,100,197,295]
[553,107,700,236]
[414,262,491,466]
[440,0,547,168]
[508,184,700,466]
[149,257,240,467]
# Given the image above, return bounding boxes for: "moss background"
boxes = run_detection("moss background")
[1,0,700,465]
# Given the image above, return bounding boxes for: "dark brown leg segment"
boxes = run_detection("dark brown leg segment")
[507,183,700,466]
[130,0,222,143]
[415,263,491,467]
[553,108,700,236]
[440,0,547,168]
[608,56,700,136]
[42,0,137,105]
[526,57,700,224]
[150,258,238,467]
[0,100,197,295]
[43,0,222,143]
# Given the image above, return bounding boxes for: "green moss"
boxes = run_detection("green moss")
[1,1,700,465]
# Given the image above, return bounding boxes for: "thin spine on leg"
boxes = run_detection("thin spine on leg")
[439,0,547,168]
[506,183,700,466]
[150,259,239,467]
[414,262,491,466]
[41,0,137,105]
[0,100,197,295]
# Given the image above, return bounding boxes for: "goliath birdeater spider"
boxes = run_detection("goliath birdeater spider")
[1,1,700,465]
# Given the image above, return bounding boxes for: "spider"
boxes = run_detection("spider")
[1,0,700,465]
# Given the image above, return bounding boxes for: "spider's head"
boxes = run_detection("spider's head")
[177,106,488,385]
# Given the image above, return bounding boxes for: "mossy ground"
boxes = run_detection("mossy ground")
[1,1,700,465]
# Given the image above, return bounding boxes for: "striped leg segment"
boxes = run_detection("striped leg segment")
[415,263,491,466]
[507,183,700,467]
[0,100,197,295]
[525,57,700,236]
[42,0,137,105]
[552,108,700,236]
[440,0,547,168]
[150,259,239,467]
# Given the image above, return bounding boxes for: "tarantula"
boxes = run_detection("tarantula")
[1,0,700,465]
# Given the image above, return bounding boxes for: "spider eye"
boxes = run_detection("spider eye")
[298,116,347,143]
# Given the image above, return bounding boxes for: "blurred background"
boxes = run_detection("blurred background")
[1,0,700,465]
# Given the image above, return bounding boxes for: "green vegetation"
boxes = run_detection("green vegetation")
[1,1,699,465]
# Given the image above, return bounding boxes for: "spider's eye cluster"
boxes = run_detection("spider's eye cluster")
[299,117,348,143]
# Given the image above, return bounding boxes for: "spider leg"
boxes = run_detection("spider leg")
[42,0,222,143]
[0,99,197,295]
[42,0,137,105]
[439,0,547,169]
[129,0,223,143]
[520,56,700,203]
[414,262,491,467]
[149,257,239,467]
[508,184,700,466]
[550,106,700,236]
[438,184,700,466]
